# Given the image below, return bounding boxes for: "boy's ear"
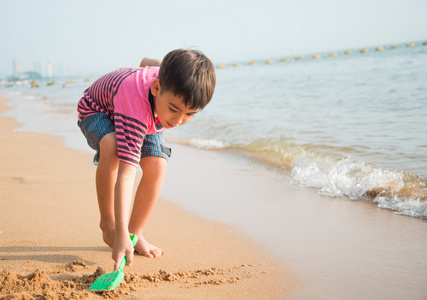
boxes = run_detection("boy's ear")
[151,79,161,97]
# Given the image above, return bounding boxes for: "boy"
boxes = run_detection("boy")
[77,49,216,271]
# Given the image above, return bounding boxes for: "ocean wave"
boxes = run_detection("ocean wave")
[290,157,427,218]
[179,137,427,219]
[4,90,43,101]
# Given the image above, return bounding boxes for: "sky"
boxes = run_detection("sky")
[0,0,426,78]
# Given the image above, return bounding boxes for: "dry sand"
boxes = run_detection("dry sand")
[0,96,297,299]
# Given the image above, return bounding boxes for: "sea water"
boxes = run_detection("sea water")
[1,42,426,219]
[172,43,427,219]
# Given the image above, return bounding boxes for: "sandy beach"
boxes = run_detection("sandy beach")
[2,91,427,300]
[0,96,297,299]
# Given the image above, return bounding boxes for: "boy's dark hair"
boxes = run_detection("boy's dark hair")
[158,49,216,110]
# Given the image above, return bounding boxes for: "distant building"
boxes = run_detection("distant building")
[47,59,53,78]
[13,59,22,73]
[8,58,41,81]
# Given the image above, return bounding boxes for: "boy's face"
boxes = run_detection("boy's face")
[151,79,199,129]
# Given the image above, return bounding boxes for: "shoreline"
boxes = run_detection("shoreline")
[0,96,297,299]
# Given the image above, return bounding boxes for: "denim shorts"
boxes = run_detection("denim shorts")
[78,113,171,165]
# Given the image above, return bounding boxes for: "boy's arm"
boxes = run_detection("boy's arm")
[112,161,137,271]
[140,57,162,67]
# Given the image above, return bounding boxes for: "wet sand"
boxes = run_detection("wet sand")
[0,96,297,299]
[162,141,427,299]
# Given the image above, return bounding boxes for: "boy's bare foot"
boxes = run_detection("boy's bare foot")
[102,229,161,258]
[102,228,115,249]
[134,235,163,258]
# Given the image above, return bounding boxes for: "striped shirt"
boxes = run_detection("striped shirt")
[77,67,164,167]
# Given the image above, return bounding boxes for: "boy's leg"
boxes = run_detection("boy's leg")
[96,132,119,248]
[128,132,170,258]
[78,113,118,249]
[128,156,167,258]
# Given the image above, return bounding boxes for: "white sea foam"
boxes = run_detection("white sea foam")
[374,196,427,218]
[188,138,230,150]
[290,156,426,218]
[4,91,23,96]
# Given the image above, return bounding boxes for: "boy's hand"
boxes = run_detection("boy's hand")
[112,232,134,271]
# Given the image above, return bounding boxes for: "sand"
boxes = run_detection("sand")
[0,96,297,299]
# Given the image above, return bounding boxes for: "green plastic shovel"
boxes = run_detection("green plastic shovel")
[89,234,138,292]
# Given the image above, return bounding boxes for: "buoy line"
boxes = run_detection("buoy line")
[216,40,427,69]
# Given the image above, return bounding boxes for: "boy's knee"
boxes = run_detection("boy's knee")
[139,156,167,179]
[99,132,118,159]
